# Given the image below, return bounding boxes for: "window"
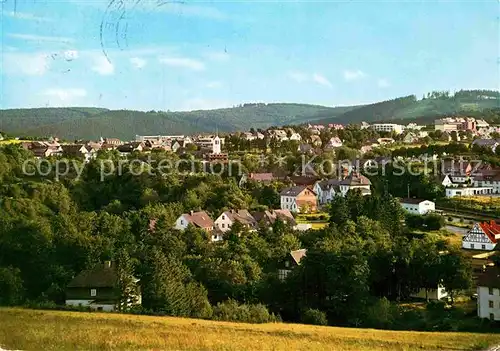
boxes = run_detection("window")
[222,223,225,228]
[222,215,225,220]
[489,300,494,308]
[97,307,103,312]
[471,244,475,249]
[285,261,290,268]
[490,287,494,295]
[90,289,97,297]
[180,220,184,225]
[490,313,495,321]
[482,244,486,250]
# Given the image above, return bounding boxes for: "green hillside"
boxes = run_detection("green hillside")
[1,90,498,140]
[0,103,356,140]
[318,90,500,124]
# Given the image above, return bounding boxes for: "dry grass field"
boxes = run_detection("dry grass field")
[1,308,499,350]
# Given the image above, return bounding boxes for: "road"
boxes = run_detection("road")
[445,225,469,236]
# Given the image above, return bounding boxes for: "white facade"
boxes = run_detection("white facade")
[478,286,500,320]
[371,123,404,134]
[400,200,435,215]
[214,212,233,232]
[174,214,190,231]
[281,195,298,212]
[213,136,221,154]
[289,133,302,141]
[474,180,500,194]
[462,223,497,251]
[445,186,493,198]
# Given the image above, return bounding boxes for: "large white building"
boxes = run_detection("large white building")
[399,198,435,215]
[462,221,499,251]
[477,267,500,321]
[445,186,494,198]
[370,123,404,134]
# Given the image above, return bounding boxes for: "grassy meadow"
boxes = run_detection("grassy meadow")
[1,308,500,351]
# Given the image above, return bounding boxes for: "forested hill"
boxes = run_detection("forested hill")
[317,90,500,125]
[0,104,356,140]
[0,90,498,140]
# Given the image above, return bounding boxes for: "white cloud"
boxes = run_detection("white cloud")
[313,73,333,88]
[130,57,147,69]
[3,52,50,75]
[91,56,114,75]
[206,81,223,89]
[42,88,87,102]
[343,69,366,81]
[377,78,390,88]
[155,3,227,20]
[288,71,332,88]
[3,11,51,22]
[159,57,205,71]
[204,51,230,62]
[7,33,74,43]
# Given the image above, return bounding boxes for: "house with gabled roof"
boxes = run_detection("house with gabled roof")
[65,261,141,312]
[280,185,317,213]
[278,249,307,281]
[61,144,93,162]
[252,209,297,229]
[477,267,500,321]
[214,209,257,233]
[239,172,274,187]
[462,221,500,251]
[314,179,342,205]
[339,171,371,196]
[324,137,343,150]
[175,211,215,233]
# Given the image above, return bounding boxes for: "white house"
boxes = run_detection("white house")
[371,123,404,134]
[445,186,493,198]
[462,221,499,251]
[324,137,343,150]
[313,179,341,205]
[289,133,302,141]
[477,267,500,321]
[400,198,435,215]
[175,211,214,232]
[280,186,317,213]
[214,210,257,233]
[339,172,371,197]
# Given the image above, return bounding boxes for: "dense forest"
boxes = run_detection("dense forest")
[1,90,498,140]
[0,144,487,331]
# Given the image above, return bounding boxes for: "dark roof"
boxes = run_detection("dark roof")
[477,267,500,289]
[340,172,371,186]
[251,209,297,226]
[472,139,500,147]
[67,262,118,288]
[61,144,88,155]
[223,210,257,226]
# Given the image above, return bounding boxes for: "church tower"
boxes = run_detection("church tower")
[212,135,221,154]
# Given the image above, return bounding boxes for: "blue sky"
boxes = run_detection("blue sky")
[1,0,498,111]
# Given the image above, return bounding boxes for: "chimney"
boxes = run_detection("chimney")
[231,209,235,214]
[190,210,194,216]
[104,261,111,269]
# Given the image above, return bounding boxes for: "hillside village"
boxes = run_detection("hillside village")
[4,112,500,330]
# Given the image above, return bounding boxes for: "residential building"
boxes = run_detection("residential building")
[314,179,341,205]
[472,139,500,153]
[252,209,297,228]
[477,267,500,320]
[360,121,370,130]
[214,210,257,233]
[309,135,322,147]
[462,221,500,251]
[65,261,141,312]
[370,123,404,134]
[175,211,215,232]
[324,137,343,150]
[297,143,313,154]
[104,138,122,146]
[239,173,274,187]
[339,172,371,196]
[280,186,317,213]
[278,249,307,281]
[399,198,435,215]
[435,117,477,132]
[377,137,395,145]
[289,133,302,141]
[117,142,144,154]
[403,132,419,144]
[476,119,490,129]
[474,170,500,194]
[61,144,93,162]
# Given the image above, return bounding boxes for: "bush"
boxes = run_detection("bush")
[364,297,397,329]
[212,299,279,323]
[301,308,328,326]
